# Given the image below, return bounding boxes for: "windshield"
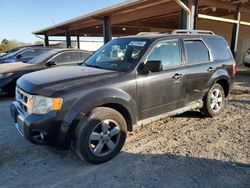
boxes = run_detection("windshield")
[0,49,24,59]
[84,38,149,71]
[26,51,56,64]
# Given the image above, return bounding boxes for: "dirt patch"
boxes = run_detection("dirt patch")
[0,67,249,188]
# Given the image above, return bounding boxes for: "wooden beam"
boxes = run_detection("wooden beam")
[111,1,180,25]
[199,0,249,14]
[66,1,180,36]
[115,19,179,29]
[67,20,103,31]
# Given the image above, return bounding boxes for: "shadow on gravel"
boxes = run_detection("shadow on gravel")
[1,148,249,188]
[174,111,204,119]
[228,99,250,105]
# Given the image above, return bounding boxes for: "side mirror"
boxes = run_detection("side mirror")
[16,54,22,59]
[45,60,57,67]
[140,60,163,75]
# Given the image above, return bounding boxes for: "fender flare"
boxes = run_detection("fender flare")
[61,88,137,135]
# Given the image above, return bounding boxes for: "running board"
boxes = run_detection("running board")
[134,100,203,129]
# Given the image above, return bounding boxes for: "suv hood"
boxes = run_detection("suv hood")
[17,66,120,96]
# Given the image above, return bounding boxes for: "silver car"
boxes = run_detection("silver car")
[244,48,250,67]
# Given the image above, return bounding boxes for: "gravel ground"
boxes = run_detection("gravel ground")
[0,67,249,188]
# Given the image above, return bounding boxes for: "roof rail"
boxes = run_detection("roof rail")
[136,32,159,36]
[171,30,215,35]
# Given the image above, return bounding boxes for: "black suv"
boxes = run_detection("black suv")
[10,30,236,164]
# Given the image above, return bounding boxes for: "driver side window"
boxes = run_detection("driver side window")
[147,39,181,69]
[51,52,76,64]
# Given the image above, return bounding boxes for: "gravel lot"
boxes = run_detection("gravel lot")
[0,67,249,188]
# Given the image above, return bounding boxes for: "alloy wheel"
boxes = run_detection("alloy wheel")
[88,119,121,156]
[210,88,223,113]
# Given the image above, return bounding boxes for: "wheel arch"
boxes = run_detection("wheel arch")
[215,78,230,97]
[59,88,137,146]
[100,103,133,132]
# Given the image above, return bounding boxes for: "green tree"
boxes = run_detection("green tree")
[0,39,9,52]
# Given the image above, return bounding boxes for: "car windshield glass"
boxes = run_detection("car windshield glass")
[26,51,57,64]
[0,49,24,59]
[84,38,149,71]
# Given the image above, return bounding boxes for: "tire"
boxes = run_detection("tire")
[74,107,127,164]
[201,83,225,117]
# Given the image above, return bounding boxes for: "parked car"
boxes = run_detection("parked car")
[11,30,235,164]
[0,53,7,57]
[0,47,55,64]
[243,48,250,67]
[0,49,91,94]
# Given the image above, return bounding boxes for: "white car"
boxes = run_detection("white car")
[243,48,250,67]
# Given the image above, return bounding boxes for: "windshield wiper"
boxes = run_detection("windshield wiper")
[84,63,102,69]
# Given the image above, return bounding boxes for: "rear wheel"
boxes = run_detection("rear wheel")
[74,107,127,164]
[201,83,225,117]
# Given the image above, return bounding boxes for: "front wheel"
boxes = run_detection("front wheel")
[201,83,225,117]
[74,107,127,164]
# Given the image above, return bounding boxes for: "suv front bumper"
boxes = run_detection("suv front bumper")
[10,101,62,146]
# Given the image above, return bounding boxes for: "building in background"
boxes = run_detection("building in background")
[33,0,250,65]
[48,37,103,51]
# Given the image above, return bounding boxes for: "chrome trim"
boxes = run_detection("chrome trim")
[15,115,25,136]
[15,87,32,115]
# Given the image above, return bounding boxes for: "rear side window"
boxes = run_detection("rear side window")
[207,38,231,60]
[184,40,210,64]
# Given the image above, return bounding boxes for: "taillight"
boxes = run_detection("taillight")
[232,62,236,76]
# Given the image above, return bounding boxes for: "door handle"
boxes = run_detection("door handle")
[207,67,214,72]
[172,73,183,80]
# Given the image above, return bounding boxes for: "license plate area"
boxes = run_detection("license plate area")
[15,115,24,136]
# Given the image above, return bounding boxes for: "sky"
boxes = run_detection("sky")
[0,0,123,43]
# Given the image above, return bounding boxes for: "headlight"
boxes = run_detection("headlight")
[0,73,13,78]
[27,95,63,115]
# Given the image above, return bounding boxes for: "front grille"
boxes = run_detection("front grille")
[16,87,31,114]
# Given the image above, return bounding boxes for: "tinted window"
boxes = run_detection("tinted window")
[80,51,91,61]
[51,52,79,64]
[72,51,89,62]
[0,49,24,58]
[184,40,210,64]
[41,48,52,54]
[20,49,41,58]
[207,38,231,60]
[27,51,57,64]
[147,39,181,68]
